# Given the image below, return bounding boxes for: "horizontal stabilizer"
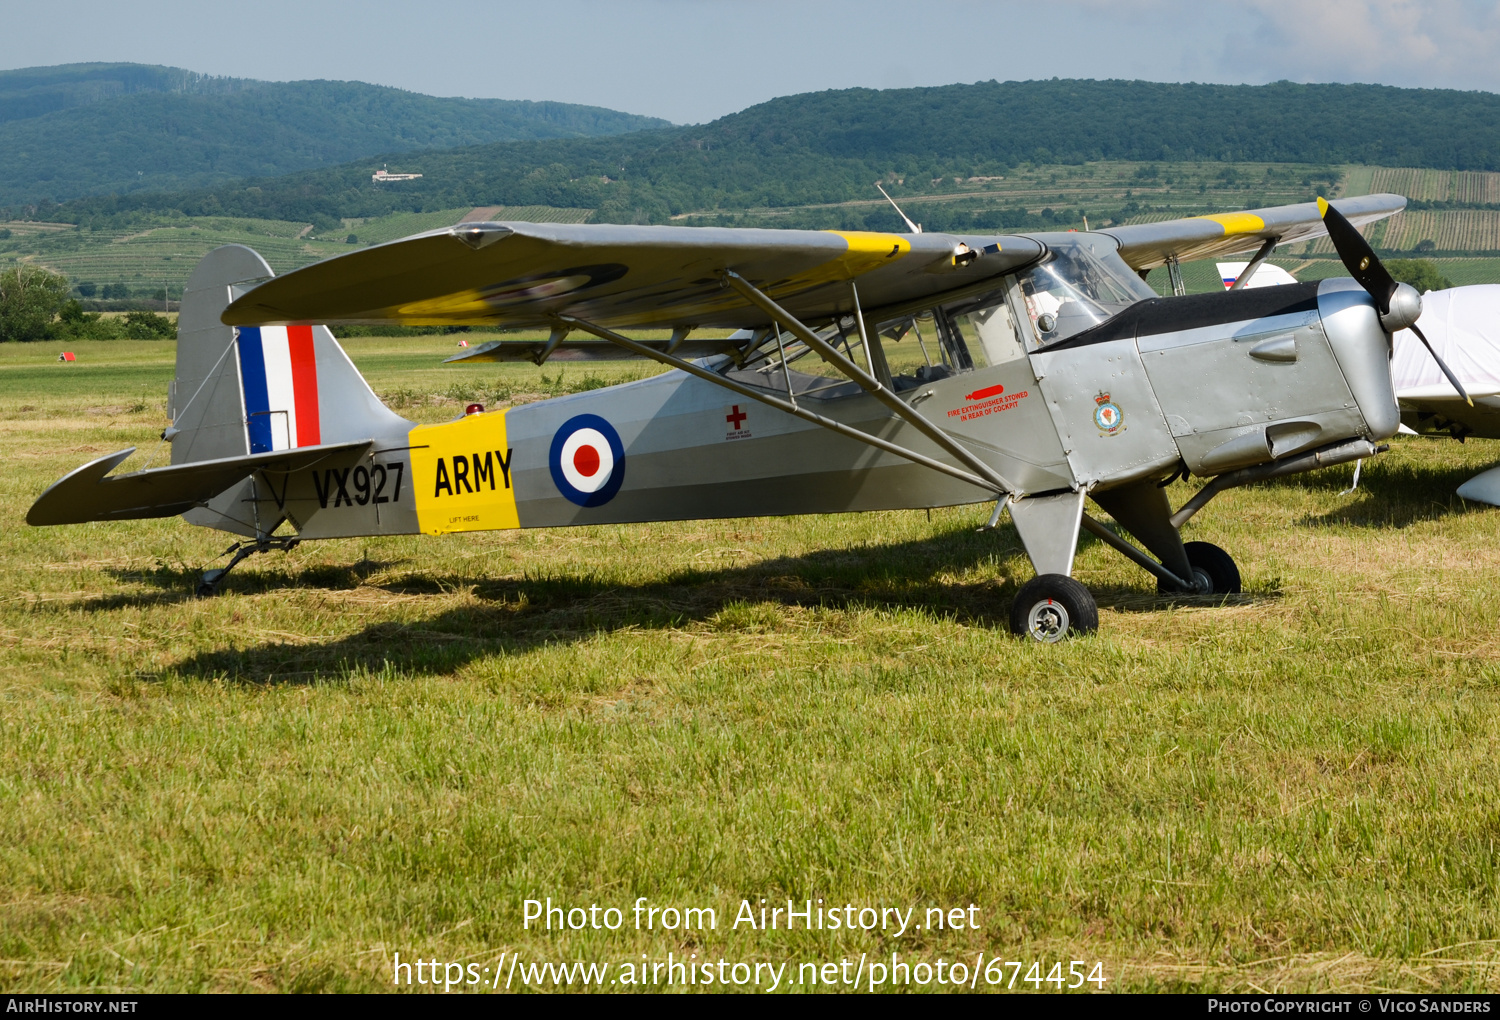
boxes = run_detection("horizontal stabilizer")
[445,337,742,364]
[28,441,372,526]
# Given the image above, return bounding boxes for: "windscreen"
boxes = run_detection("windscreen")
[1018,240,1155,346]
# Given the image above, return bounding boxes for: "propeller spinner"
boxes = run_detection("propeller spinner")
[1317,197,1472,406]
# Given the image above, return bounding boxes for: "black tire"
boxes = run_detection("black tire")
[1157,541,1241,595]
[1009,573,1099,642]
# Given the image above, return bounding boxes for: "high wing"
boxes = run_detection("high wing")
[223,197,1408,334]
[1102,193,1407,271]
[222,223,1044,332]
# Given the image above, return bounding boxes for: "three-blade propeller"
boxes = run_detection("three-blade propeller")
[1317,197,1472,406]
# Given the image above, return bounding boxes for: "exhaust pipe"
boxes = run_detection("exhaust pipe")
[1170,437,1385,529]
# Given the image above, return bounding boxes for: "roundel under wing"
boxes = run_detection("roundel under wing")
[549,414,626,507]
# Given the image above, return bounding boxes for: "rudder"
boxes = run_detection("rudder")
[169,245,413,536]
[170,244,411,466]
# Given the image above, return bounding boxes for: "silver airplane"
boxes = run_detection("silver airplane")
[30,193,1461,641]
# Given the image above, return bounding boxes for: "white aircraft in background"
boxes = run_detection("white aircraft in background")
[1388,284,1500,503]
[1219,261,1300,289]
[1218,262,1500,505]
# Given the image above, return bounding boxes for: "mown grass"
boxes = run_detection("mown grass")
[3,337,1500,993]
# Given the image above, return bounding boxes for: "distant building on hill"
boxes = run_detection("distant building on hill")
[372,166,422,183]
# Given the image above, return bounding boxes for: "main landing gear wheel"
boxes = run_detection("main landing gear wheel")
[1157,541,1242,595]
[1009,573,1099,642]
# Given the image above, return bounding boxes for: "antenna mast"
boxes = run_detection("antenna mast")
[875,183,921,234]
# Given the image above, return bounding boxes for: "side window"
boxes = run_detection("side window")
[956,299,1024,365]
[872,313,961,392]
[933,309,976,371]
[873,286,1028,393]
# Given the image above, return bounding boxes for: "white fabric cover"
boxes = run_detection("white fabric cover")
[1391,285,1500,401]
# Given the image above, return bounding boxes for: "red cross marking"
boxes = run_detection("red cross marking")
[726,405,748,430]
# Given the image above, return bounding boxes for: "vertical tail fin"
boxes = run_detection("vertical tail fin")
[170,244,410,466]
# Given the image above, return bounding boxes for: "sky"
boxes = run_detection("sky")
[1,0,1498,124]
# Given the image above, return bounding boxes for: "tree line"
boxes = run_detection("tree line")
[0,265,172,341]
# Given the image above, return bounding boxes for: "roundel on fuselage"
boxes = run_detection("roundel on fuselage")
[549,414,626,507]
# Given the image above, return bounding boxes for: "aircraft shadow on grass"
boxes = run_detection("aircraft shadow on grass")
[1247,456,1496,528]
[98,450,1493,683]
[103,524,1269,684]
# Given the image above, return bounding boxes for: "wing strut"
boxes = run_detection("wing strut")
[1228,236,1280,291]
[1166,255,1186,297]
[555,314,1001,494]
[720,271,1018,496]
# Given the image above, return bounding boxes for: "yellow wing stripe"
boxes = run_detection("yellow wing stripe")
[826,231,912,276]
[1193,212,1267,236]
[753,230,910,296]
[409,410,520,534]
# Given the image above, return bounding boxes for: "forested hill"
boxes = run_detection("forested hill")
[0,63,673,207]
[31,78,1500,228]
[714,80,1500,168]
[0,63,260,123]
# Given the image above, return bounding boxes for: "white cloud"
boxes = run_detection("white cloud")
[1232,0,1500,90]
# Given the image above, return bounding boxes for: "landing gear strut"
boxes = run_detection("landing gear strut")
[195,537,300,597]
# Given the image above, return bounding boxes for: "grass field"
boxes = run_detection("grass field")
[3,336,1500,993]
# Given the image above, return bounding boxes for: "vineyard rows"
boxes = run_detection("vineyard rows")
[1121,212,1184,225]
[341,208,475,247]
[1367,167,1500,204]
[0,221,75,236]
[489,205,593,224]
[347,205,593,247]
[24,233,345,282]
[1295,210,1500,255]
[1378,210,1500,251]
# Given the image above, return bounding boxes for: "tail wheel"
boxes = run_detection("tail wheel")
[1158,541,1242,595]
[1009,573,1099,642]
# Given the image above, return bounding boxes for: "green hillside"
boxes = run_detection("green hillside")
[0,204,593,302]
[0,63,672,208]
[0,62,257,124]
[33,79,1500,230]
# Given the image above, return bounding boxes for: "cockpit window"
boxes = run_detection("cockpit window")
[1018,241,1155,346]
[727,238,1151,400]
